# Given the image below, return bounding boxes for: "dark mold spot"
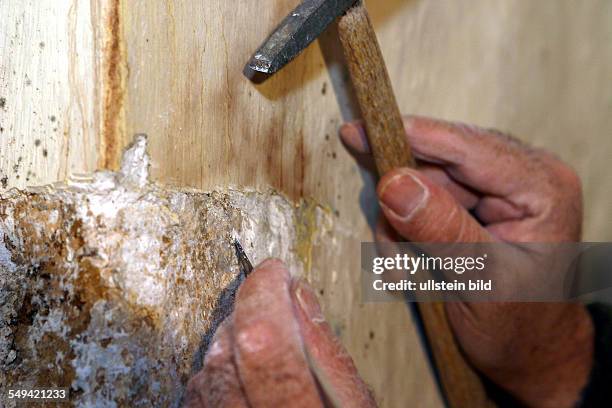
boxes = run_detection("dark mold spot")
[34,139,41,147]
[1,176,7,188]
[0,97,6,109]
[49,115,56,122]
[12,157,23,173]
[43,149,48,157]
[369,330,375,340]
[321,82,327,95]
[39,41,45,48]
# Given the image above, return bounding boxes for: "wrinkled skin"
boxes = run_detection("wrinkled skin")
[341,116,593,407]
[186,116,593,408]
[184,259,376,407]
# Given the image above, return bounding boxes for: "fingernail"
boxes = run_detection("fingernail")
[339,122,369,152]
[293,280,325,323]
[378,171,428,220]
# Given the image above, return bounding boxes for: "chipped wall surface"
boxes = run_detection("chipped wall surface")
[0,139,329,406]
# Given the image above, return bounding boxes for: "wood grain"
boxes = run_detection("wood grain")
[3,2,612,236]
[0,1,101,187]
[0,0,130,189]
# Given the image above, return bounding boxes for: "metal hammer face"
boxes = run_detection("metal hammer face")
[243,0,357,83]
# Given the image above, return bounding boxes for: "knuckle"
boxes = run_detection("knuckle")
[530,149,582,197]
[545,155,582,198]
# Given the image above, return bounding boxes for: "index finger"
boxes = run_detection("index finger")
[232,259,324,408]
[340,116,543,197]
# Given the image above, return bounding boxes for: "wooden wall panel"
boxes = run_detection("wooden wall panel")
[2,0,612,406]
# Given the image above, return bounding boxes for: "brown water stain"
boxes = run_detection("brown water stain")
[99,0,128,170]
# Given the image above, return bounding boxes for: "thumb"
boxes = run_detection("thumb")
[377,168,493,243]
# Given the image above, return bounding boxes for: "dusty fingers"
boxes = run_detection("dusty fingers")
[186,259,375,408]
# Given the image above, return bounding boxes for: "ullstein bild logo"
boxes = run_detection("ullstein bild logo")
[371,277,493,292]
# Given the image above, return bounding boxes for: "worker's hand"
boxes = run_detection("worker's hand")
[340,116,594,408]
[184,259,376,408]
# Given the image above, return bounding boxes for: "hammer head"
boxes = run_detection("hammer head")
[244,0,357,83]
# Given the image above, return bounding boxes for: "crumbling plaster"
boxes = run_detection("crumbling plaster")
[0,136,331,406]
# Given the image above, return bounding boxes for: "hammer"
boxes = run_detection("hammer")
[244,1,491,407]
[244,0,412,175]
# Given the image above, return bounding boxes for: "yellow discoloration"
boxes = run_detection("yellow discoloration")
[293,198,328,279]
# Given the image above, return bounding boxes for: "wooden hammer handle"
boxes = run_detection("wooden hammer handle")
[337,4,493,408]
[337,3,414,174]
